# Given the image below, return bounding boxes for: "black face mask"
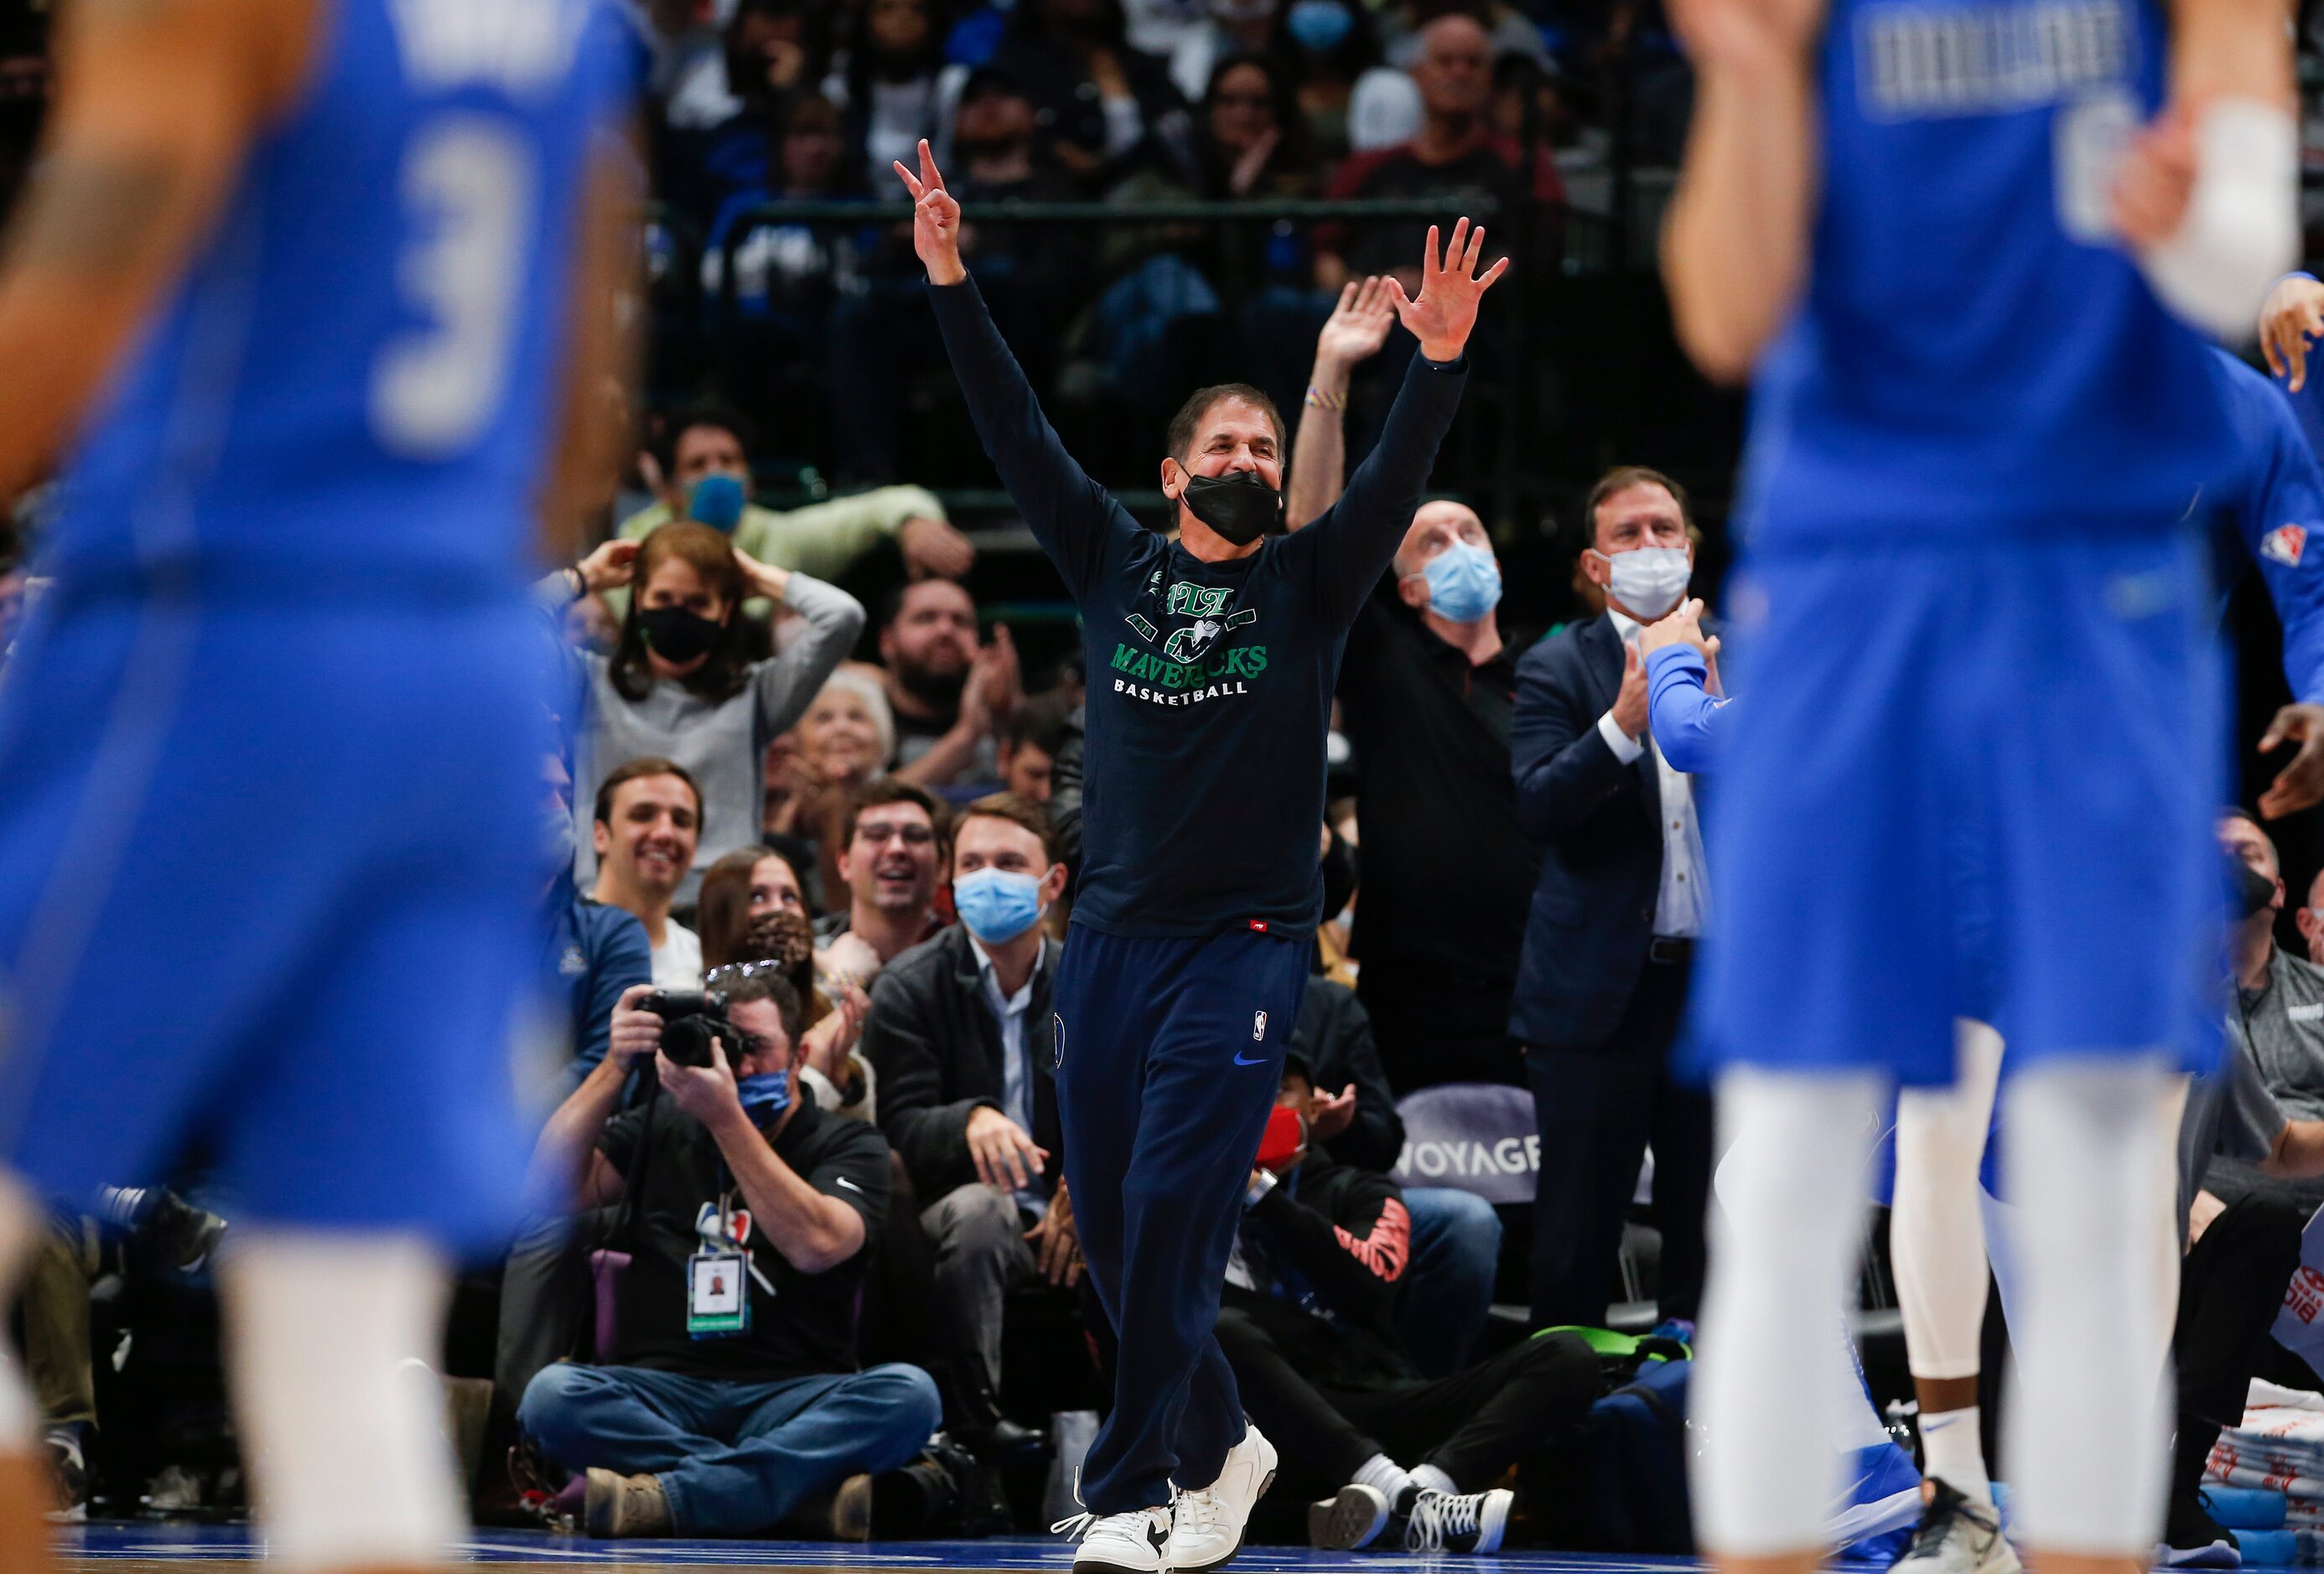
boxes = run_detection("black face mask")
[2232,855,2279,919]
[1180,469,1283,546]
[640,606,723,665]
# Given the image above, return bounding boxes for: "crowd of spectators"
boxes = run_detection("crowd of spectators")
[13,1,2324,1561]
[634,0,1681,477]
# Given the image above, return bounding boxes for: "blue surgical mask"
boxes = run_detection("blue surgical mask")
[1285,0,1351,51]
[953,867,1046,944]
[1419,542,1502,623]
[737,1069,792,1119]
[688,474,747,532]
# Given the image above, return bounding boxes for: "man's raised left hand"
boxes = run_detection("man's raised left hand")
[1388,219,1510,364]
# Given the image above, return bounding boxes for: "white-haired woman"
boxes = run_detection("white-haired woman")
[765,664,900,905]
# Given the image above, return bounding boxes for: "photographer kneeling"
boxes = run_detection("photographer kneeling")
[519,976,939,1540]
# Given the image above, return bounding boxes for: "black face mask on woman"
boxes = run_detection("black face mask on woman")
[1180,469,1283,546]
[640,605,722,665]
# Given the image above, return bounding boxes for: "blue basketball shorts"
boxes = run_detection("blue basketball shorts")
[1691,526,2224,1088]
[0,586,544,1248]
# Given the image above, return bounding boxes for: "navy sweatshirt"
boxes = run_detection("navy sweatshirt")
[929,277,1469,940]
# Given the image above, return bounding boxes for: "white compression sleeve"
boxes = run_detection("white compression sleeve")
[1891,1021,2004,1380]
[1999,1056,2181,1555]
[1694,1067,1887,1556]
[2141,98,2300,342]
[220,1232,464,1571]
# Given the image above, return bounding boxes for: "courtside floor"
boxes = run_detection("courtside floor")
[49,1525,1865,1573]
[45,1527,2231,1574]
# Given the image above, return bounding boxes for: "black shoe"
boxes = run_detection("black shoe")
[870,1455,959,1540]
[146,1190,226,1273]
[2158,1491,2242,1569]
[944,1365,1048,1464]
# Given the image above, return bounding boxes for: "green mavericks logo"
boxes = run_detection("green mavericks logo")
[1110,639,1268,691]
[1166,582,1232,619]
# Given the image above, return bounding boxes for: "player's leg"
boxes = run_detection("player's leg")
[1984,526,2219,1574]
[1688,542,1962,1574]
[1998,1059,2181,1574]
[0,600,314,1561]
[1695,1065,1890,1574]
[1891,1020,2007,1504]
[219,1233,465,1571]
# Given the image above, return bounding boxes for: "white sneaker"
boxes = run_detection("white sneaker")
[1309,1482,1391,1550]
[1892,1482,2022,1574]
[1055,1503,1174,1573]
[1167,1423,1279,1572]
[1400,1486,1513,1555]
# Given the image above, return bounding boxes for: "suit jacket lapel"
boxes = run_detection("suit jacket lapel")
[1584,614,1663,830]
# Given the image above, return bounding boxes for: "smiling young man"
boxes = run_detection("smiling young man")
[895,140,1502,1574]
[592,759,707,988]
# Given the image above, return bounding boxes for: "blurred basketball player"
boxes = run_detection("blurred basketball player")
[1660,6,2295,1574]
[0,0,632,1567]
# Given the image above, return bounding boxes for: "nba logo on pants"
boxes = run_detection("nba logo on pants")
[1253,1012,1267,1040]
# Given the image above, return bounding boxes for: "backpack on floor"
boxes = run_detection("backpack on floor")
[1522,1332,1694,1554]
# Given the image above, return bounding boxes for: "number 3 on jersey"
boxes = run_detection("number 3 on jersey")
[371,115,537,459]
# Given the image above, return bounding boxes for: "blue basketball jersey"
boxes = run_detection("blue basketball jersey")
[1736,0,2238,544]
[48,0,630,594]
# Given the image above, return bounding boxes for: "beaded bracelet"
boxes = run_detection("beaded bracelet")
[1303,386,1347,412]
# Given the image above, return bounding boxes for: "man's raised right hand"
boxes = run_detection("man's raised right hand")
[893,139,966,287]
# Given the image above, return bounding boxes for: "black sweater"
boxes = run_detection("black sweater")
[928,276,1468,941]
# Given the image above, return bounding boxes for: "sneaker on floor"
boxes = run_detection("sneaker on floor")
[1167,1422,1276,1572]
[1309,1482,1391,1550]
[1055,1503,1173,1574]
[2158,1494,2243,1570]
[43,1425,87,1524]
[1890,1481,2021,1574]
[1397,1485,1512,1555]
[583,1467,672,1538]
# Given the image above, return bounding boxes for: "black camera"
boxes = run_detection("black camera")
[643,989,742,1069]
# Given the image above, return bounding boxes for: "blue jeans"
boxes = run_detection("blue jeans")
[519,1361,940,1535]
[1398,1188,1502,1377]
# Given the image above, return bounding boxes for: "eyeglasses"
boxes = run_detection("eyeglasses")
[854,821,935,847]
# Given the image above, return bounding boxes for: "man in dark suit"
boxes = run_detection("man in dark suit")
[1510,466,1714,1333]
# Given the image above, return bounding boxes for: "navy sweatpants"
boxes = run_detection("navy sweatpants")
[1051,924,1310,1514]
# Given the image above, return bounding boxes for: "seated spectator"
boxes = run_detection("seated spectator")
[518,971,940,1540]
[559,522,863,903]
[658,0,836,241]
[2295,866,2324,965]
[2161,810,2324,1560]
[879,580,1021,792]
[827,0,962,194]
[1195,54,1319,204]
[1170,0,1279,107]
[990,0,1196,192]
[999,691,1075,805]
[615,401,973,598]
[1216,1058,1600,1551]
[697,845,815,974]
[592,759,708,988]
[545,752,657,1085]
[1374,0,1548,73]
[863,795,1075,1455]
[1271,0,1393,163]
[818,779,950,986]
[1312,15,1560,296]
[1287,976,1503,1376]
[718,925,879,1124]
[2204,810,2324,1211]
[769,669,898,903]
